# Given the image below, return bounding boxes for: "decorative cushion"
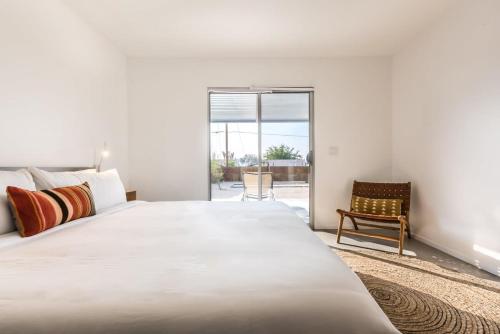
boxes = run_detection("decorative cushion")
[0,169,36,234]
[351,195,402,217]
[6,182,96,237]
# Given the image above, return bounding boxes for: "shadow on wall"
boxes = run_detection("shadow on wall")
[405,184,500,276]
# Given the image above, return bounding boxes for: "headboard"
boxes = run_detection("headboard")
[0,167,95,172]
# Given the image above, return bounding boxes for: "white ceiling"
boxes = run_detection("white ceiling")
[64,0,456,58]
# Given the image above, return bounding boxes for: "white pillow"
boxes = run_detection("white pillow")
[0,169,36,234]
[76,169,126,212]
[28,167,96,190]
[29,167,126,213]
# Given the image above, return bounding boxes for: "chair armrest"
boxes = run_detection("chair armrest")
[336,209,406,221]
[336,209,350,216]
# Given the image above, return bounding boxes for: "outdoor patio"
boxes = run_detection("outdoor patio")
[211,180,310,223]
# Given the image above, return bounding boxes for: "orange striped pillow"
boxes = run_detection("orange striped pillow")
[6,182,96,237]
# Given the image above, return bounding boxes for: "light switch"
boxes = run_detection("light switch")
[328,146,339,156]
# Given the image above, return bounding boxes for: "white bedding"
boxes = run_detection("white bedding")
[0,201,399,334]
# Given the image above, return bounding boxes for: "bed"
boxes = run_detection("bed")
[0,198,399,334]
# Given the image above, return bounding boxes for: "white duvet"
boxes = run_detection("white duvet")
[0,201,399,334]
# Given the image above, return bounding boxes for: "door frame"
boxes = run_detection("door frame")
[207,87,315,229]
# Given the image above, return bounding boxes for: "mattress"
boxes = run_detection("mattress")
[0,201,399,334]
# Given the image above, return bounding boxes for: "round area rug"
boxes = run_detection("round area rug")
[335,249,500,334]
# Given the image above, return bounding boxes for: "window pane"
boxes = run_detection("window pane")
[210,94,257,123]
[261,93,309,122]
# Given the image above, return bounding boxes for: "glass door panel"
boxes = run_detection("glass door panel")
[210,93,259,201]
[261,93,311,223]
[209,90,313,224]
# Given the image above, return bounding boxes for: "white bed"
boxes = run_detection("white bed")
[0,200,399,334]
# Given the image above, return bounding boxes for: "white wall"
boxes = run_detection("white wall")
[128,58,392,228]
[1,0,495,275]
[0,0,128,182]
[392,0,500,275]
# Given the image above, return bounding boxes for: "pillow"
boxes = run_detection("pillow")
[75,169,126,212]
[28,167,96,190]
[29,167,126,212]
[0,169,36,234]
[6,182,95,237]
[351,195,402,217]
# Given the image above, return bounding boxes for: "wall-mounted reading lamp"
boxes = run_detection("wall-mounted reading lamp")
[96,142,110,172]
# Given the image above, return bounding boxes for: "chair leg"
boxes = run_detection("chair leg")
[406,221,412,239]
[348,216,359,230]
[398,219,405,255]
[336,214,345,244]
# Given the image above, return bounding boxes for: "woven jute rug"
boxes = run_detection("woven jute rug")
[335,248,500,333]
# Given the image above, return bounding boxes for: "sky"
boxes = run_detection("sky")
[211,122,309,164]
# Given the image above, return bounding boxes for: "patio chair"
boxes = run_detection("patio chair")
[241,172,275,201]
[336,181,411,255]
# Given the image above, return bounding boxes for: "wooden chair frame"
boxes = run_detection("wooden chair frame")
[336,181,411,255]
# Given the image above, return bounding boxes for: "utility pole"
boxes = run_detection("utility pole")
[225,123,229,167]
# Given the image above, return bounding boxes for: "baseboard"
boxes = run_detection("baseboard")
[411,233,486,272]
[315,228,495,275]
[313,228,336,232]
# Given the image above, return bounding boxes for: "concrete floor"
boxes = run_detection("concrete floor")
[212,181,310,223]
[315,229,500,283]
[212,181,309,202]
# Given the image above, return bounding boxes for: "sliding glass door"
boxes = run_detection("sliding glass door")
[209,89,314,225]
[209,93,259,202]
